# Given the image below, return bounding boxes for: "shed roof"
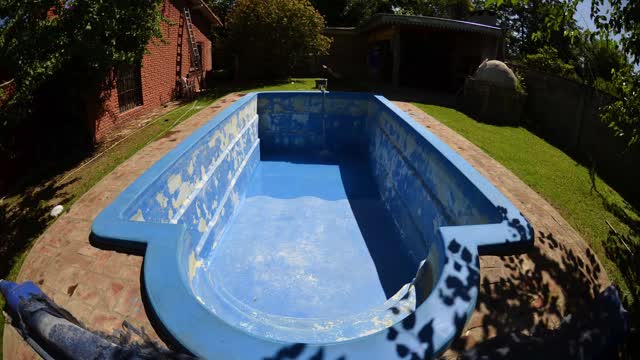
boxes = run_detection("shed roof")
[326,13,501,37]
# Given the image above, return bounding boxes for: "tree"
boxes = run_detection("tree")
[483,0,639,149]
[205,0,235,23]
[517,32,629,85]
[521,46,579,80]
[341,0,393,26]
[588,0,639,149]
[554,0,640,148]
[309,0,353,26]
[480,0,581,62]
[592,0,640,65]
[579,37,629,83]
[395,0,473,19]
[227,0,331,79]
[0,0,165,113]
[601,69,640,147]
[311,0,473,26]
[0,0,166,179]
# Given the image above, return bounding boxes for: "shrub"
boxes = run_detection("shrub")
[601,69,640,148]
[593,77,619,97]
[0,1,165,188]
[514,69,527,96]
[521,46,580,81]
[580,38,629,83]
[227,0,331,79]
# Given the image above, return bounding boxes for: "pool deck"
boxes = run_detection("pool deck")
[3,96,609,358]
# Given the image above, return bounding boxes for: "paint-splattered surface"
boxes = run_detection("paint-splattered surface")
[190,154,425,342]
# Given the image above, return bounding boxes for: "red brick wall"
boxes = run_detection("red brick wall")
[0,79,16,108]
[94,0,214,141]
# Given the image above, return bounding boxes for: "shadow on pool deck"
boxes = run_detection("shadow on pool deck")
[0,177,77,279]
[446,230,617,359]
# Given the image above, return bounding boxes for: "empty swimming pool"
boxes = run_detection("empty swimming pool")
[92,92,533,359]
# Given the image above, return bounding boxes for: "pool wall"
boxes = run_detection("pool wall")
[258,92,369,154]
[367,99,506,262]
[92,91,534,359]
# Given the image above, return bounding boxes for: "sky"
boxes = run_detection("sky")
[574,0,618,38]
[576,0,596,31]
[575,0,638,70]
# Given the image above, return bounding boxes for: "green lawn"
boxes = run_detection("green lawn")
[0,78,316,358]
[412,103,639,312]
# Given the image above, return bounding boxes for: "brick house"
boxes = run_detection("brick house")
[0,79,16,108]
[91,0,222,141]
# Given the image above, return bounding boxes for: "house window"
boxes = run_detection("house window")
[195,42,204,70]
[117,64,143,113]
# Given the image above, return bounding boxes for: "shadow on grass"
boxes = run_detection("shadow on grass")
[602,198,640,236]
[0,178,77,280]
[603,232,639,359]
[590,180,640,358]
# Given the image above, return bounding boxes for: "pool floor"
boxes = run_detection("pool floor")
[204,153,421,319]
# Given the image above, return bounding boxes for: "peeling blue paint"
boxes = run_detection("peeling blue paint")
[92,92,533,359]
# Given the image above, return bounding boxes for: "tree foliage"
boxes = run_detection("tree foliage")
[0,0,166,178]
[483,0,639,149]
[591,0,640,65]
[342,0,393,25]
[0,0,165,113]
[586,0,639,148]
[394,0,473,19]
[227,0,331,79]
[310,0,472,26]
[521,46,579,80]
[601,69,640,147]
[310,0,383,26]
[579,37,629,83]
[481,0,580,61]
[205,0,235,23]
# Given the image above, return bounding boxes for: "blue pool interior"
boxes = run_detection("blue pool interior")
[119,92,506,343]
[206,152,421,320]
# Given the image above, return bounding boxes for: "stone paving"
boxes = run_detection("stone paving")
[3,96,609,359]
[394,103,609,358]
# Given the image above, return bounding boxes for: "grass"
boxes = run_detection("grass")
[0,78,316,358]
[412,104,640,321]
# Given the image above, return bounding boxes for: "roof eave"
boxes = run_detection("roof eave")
[324,27,358,35]
[185,0,223,27]
[360,13,502,37]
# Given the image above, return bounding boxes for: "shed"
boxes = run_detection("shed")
[323,13,503,92]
